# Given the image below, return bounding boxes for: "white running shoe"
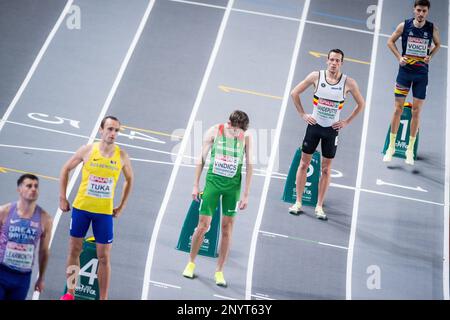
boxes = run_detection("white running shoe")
[315,206,328,220]
[405,149,414,165]
[383,147,395,162]
[289,202,302,215]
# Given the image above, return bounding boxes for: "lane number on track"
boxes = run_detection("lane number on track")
[28,112,80,128]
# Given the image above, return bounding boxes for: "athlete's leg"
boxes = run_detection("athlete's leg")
[96,243,112,300]
[216,215,235,273]
[6,275,31,300]
[317,156,333,208]
[292,124,320,211]
[0,269,10,300]
[295,153,313,203]
[65,208,91,297]
[390,97,407,135]
[392,68,412,136]
[384,97,407,162]
[410,98,424,139]
[92,212,114,300]
[189,214,212,263]
[405,74,427,165]
[385,69,412,162]
[65,236,84,296]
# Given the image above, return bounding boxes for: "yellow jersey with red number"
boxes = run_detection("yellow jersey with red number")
[73,143,122,214]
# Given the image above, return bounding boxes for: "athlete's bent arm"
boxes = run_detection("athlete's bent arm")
[35,212,53,293]
[59,145,90,212]
[332,78,365,130]
[192,126,216,201]
[387,22,407,66]
[425,25,441,64]
[113,151,134,218]
[291,71,319,125]
[239,134,253,210]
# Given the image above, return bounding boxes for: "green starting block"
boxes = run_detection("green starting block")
[176,194,221,258]
[282,149,321,206]
[63,237,99,300]
[382,102,419,159]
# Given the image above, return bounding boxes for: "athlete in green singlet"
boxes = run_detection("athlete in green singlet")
[182,110,253,287]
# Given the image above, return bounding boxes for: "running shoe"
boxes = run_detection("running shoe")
[215,271,227,287]
[383,147,395,162]
[405,149,414,165]
[182,262,195,279]
[60,293,75,300]
[315,206,328,220]
[288,202,303,215]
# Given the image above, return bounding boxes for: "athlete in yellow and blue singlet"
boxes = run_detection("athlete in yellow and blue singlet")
[59,116,133,300]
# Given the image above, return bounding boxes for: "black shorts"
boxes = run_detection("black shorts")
[302,124,339,159]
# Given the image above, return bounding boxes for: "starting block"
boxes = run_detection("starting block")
[382,102,419,160]
[282,149,321,206]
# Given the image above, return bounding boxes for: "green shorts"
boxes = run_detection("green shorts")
[199,182,240,217]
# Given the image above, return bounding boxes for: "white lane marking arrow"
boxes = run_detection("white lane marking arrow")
[376,179,428,193]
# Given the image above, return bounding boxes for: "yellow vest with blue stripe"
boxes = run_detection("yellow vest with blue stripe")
[73,143,122,214]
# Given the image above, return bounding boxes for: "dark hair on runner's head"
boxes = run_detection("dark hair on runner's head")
[328,48,345,61]
[414,0,430,8]
[100,115,120,129]
[17,174,39,187]
[229,110,249,131]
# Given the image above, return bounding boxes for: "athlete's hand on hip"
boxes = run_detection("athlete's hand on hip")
[332,120,348,130]
[424,55,431,64]
[302,114,317,126]
[399,56,408,66]
[113,206,123,218]
[34,277,45,292]
[59,198,71,212]
[192,186,200,202]
[238,196,249,210]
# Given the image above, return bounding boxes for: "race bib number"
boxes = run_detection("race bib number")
[405,37,428,58]
[316,98,340,120]
[3,242,34,270]
[87,175,113,198]
[212,155,239,178]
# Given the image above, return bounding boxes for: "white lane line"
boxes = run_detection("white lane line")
[259,230,288,239]
[260,230,347,250]
[318,242,348,250]
[376,179,427,193]
[233,8,299,22]
[149,280,181,289]
[6,120,89,139]
[34,0,157,300]
[245,0,311,301]
[251,294,275,301]
[359,188,443,206]
[443,0,450,301]
[169,0,225,10]
[346,0,384,301]
[305,19,374,35]
[0,144,73,154]
[169,0,450,48]
[3,120,195,159]
[0,0,74,134]
[213,294,238,300]
[141,0,235,300]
